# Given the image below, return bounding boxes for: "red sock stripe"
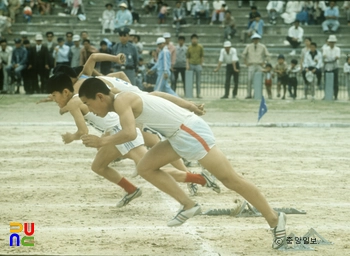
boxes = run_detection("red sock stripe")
[180,124,210,152]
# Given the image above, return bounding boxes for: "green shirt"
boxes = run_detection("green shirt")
[186,44,204,65]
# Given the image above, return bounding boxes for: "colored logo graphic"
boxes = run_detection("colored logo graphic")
[9,222,35,246]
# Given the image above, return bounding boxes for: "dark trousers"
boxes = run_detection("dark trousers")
[32,68,49,93]
[302,68,322,86]
[288,77,298,99]
[224,63,240,97]
[286,36,301,49]
[22,68,34,94]
[172,67,186,92]
[325,68,339,99]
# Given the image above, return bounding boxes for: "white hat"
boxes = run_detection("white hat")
[163,32,171,38]
[251,33,261,39]
[119,2,127,8]
[35,34,43,41]
[327,35,337,42]
[156,37,166,45]
[223,41,231,47]
[306,71,314,83]
[20,31,28,35]
[129,29,136,35]
[72,35,80,41]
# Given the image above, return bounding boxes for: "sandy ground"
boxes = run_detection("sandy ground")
[1,95,350,255]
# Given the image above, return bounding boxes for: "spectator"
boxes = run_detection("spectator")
[343,1,350,26]
[173,1,186,36]
[194,0,209,25]
[162,32,176,73]
[53,37,70,67]
[314,1,327,24]
[223,10,236,40]
[136,56,146,90]
[69,0,82,16]
[344,55,350,100]
[173,35,187,93]
[186,33,204,98]
[287,59,300,99]
[142,0,156,15]
[240,13,264,43]
[8,0,20,23]
[247,6,260,28]
[133,35,143,55]
[238,0,254,8]
[302,42,323,98]
[6,38,27,94]
[281,1,302,24]
[123,0,140,24]
[286,20,304,56]
[183,0,195,16]
[23,2,32,23]
[274,54,288,99]
[115,2,132,31]
[80,31,89,44]
[321,37,329,52]
[111,27,138,85]
[296,1,310,25]
[22,39,33,94]
[214,41,240,99]
[102,3,115,34]
[323,35,340,100]
[300,37,312,70]
[158,2,167,24]
[266,0,284,25]
[210,0,226,25]
[65,32,74,47]
[45,31,56,71]
[144,49,157,91]
[147,37,177,95]
[262,63,273,99]
[0,15,12,35]
[0,39,12,94]
[38,0,51,15]
[70,34,82,67]
[0,0,7,16]
[241,33,270,99]
[322,0,339,33]
[99,40,112,75]
[80,39,98,66]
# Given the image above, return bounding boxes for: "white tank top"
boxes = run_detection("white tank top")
[96,76,143,94]
[115,92,194,137]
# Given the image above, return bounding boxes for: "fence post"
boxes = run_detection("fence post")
[324,72,334,101]
[253,72,263,100]
[185,70,194,98]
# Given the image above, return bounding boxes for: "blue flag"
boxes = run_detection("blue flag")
[258,96,268,122]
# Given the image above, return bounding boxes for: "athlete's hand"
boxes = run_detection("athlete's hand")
[62,132,75,144]
[189,102,206,116]
[81,134,103,148]
[36,95,53,104]
[117,53,126,64]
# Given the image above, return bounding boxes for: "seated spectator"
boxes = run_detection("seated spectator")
[8,0,21,23]
[322,0,339,33]
[238,0,254,8]
[0,15,12,35]
[286,20,304,56]
[80,39,98,66]
[183,0,195,16]
[240,13,264,43]
[210,0,226,25]
[123,0,140,24]
[158,2,167,24]
[296,1,310,25]
[281,1,302,24]
[194,0,209,25]
[173,1,186,36]
[68,0,82,16]
[38,0,51,15]
[0,0,7,16]
[314,0,327,24]
[99,40,112,75]
[342,1,350,26]
[302,42,323,95]
[133,35,143,54]
[142,0,156,15]
[115,2,132,31]
[247,6,260,28]
[266,0,284,25]
[23,2,32,23]
[102,3,115,34]
[223,10,236,40]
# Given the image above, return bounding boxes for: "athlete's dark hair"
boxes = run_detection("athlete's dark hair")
[48,72,74,93]
[79,77,110,99]
[53,65,77,78]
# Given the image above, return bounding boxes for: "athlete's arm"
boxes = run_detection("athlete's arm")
[81,53,126,77]
[150,91,206,116]
[106,71,131,83]
[36,94,53,104]
[62,103,89,144]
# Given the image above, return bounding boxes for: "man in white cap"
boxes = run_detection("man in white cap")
[323,35,341,100]
[147,37,177,96]
[115,2,132,31]
[28,33,50,93]
[241,33,270,99]
[70,35,83,68]
[214,41,240,99]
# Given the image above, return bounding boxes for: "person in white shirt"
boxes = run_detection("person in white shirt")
[343,55,350,100]
[314,0,327,24]
[210,0,226,25]
[70,35,83,67]
[0,38,12,94]
[323,35,341,100]
[342,1,350,26]
[281,1,302,24]
[102,3,115,34]
[194,0,209,24]
[214,41,240,99]
[286,20,304,56]
[53,37,70,67]
[266,0,284,25]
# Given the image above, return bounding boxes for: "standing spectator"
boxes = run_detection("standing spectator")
[23,2,33,23]
[6,38,27,94]
[102,3,115,34]
[65,32,74,47]
[173,35,187,93]
[247,6,260,28]
[323,35,340,100]
[300,37,312,70]
[136,57,146,90]
[281,1,302,24]
[162,32,176,72]
[314,0,327,24]
[343,1,350,26]
[70,34,82,67]
[8,0,20,24]
[53,37,70,67]
[0,39,12,94]
[133,35,143,54]
[286,20,304,56]
[45,31,56,72]
[266,0,284,25]
[38,0,51,15]
[322,0,339,33]
[115,2,132,32]
[22,39,33,94]
[213,41,240,99]
[241,33,270,99]
[194,0,209,25]
[240,14,264,43]
[262,63,273,99]
[28,34,50,93]
[111,27,138,85]
[144,49,158,90]
[287,59,300,99]
[223,11,236,40]
[344,55,350,100]
[80,31,89,45]
[173,1,186,36]
[147,37,177,95]
[99,40,112,75]
[186,33,204,98]
[302,42,323,95]
[274,54,288,99]
[80,39,98,66]
[210,0,226,25]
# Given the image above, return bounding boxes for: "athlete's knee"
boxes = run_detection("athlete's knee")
[218,173,245,192]
[91,162,107,176]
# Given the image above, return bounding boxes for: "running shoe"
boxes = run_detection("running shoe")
[201,169,221,193]
[271,212,287,249]
[116,187,142,208]
[187,183,198,196]
[167,204,202,227]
